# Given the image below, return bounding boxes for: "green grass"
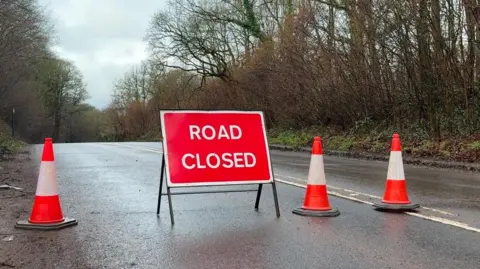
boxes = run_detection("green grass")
[268,126,480,163]
[0,121,25,155]
[136,131,162,142]
[468,141,480,150]
[267,129,311,149]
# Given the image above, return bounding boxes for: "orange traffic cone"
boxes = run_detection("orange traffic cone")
[15,138,77,230]
[373,134,420,212]
[292,136,340,217]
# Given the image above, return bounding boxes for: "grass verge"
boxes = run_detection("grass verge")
[0,121,25,157]
[267,126,480,164]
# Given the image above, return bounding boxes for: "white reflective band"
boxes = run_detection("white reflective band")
[386,151,405,180]
[35,161,59,196]
[306,155,326,185]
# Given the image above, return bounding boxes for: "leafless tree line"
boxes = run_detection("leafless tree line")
[0,0,94,143]
[106,0,480,142]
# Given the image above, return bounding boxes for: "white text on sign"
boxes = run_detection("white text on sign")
[182,125,257,169]
[189,125,242,140]
[182,153,256,169]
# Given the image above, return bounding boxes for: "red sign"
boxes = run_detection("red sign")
[160,110,273,187]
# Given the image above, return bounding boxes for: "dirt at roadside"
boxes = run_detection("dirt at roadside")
[0,146,88,269]
[0,147,35,267]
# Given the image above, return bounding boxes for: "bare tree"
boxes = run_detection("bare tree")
[104,0,480,147]
[36,57,88,141]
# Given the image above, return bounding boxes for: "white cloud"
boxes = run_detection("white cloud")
[94,41,148,66]
[38,0,166,109]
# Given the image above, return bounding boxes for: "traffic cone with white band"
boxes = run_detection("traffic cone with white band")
[15,138,77,230]
[373,134,419,212]
[293,136,340,217]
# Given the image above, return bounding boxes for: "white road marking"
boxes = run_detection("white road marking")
[102,143,163,154]
[275,178,375,205]
[405,212,480,233]
[420,206,457,216]
[108,144,477,233]
[274,173,455,216]
[275,177,480,234]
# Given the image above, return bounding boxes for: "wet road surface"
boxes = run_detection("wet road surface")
[22,142,480,268]
[117,142,480,229]
[270,149,480,228]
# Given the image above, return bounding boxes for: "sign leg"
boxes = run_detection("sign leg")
[156,156,165,215]
[167,186,174,225]
[271,181,281,217]
[254,184,263,210]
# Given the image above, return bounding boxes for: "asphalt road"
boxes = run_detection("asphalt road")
[270,149,480,228]
[18,142,480,269]
[116,142,480,228]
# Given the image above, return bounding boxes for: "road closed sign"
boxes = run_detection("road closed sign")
[160,110,274,187]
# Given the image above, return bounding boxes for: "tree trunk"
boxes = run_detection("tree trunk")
[417,0,434,136]
[463,0,476,133]
[53,111,61,142]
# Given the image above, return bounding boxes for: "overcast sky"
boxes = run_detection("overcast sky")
[39,0,166,109]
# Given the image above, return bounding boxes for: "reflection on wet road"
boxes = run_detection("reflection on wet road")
[26,142,480,269]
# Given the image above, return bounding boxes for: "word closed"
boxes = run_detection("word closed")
[161,110,273,187]
[182,152,256,169]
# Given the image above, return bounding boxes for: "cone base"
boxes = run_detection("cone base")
[15,217,77,230]
[373,202,420,212]
[292,207,340,217]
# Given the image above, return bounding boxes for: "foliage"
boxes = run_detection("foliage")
[0,121,25,156]
[268,127,480,163]
[0,0,93,144]
[100,0,480,162]
[35,57,89,141]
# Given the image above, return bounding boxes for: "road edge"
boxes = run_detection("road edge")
[269,144,480,172]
